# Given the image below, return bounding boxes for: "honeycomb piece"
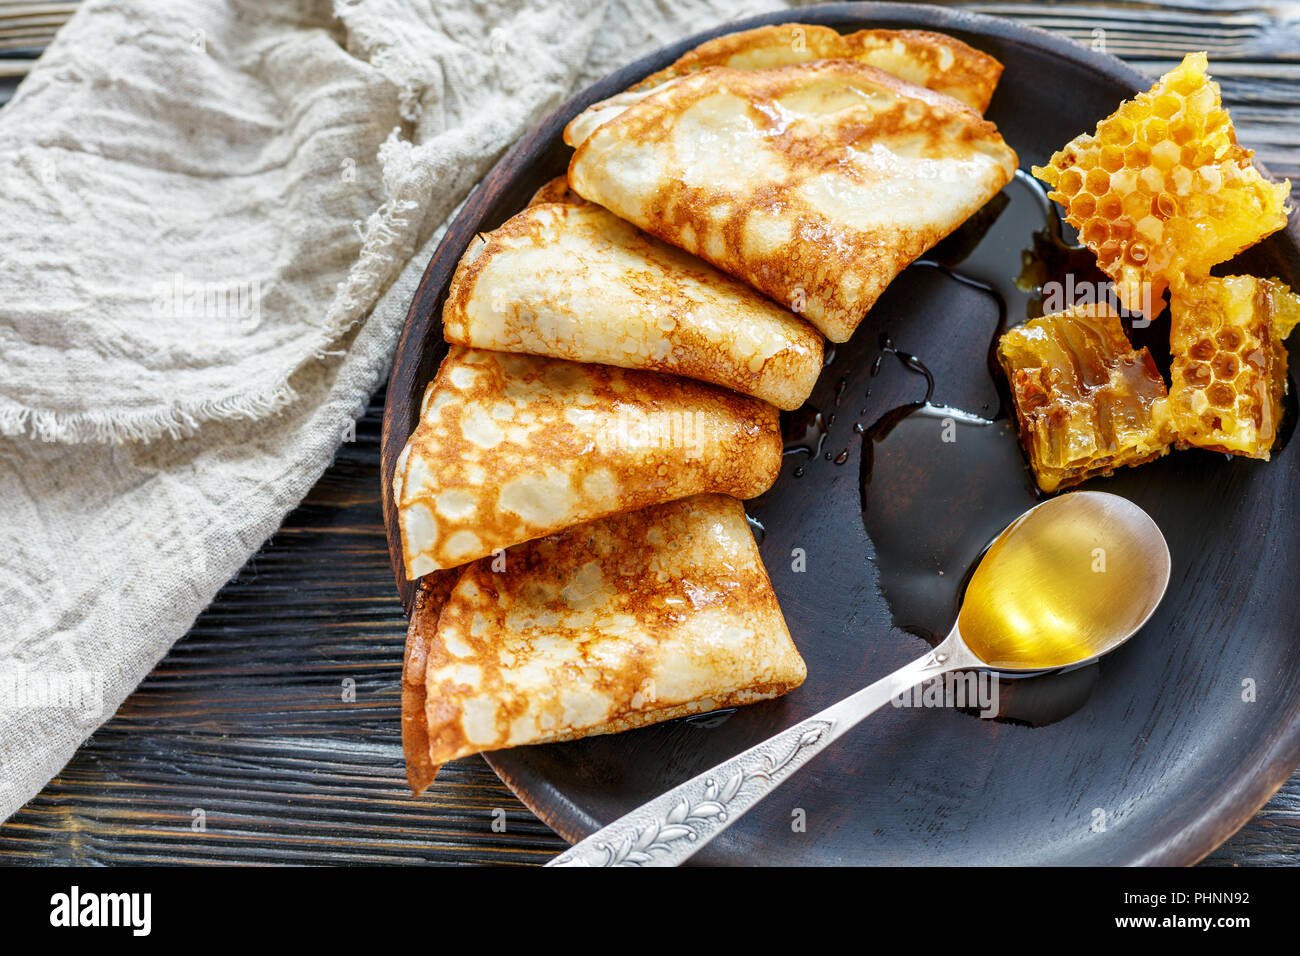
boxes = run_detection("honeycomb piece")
[998,304,1175,493]
[1033,52,1291,319]
[1169,275,1300,459]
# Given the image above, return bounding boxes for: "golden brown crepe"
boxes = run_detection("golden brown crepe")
[441,200,824,409]
[630,23,1002,112]
[406,494,805,783]
[565,24,1001,150]
[565,60,1018,343]
[527,175,588,207]
[402,570,459,795]
[393,347,781,578]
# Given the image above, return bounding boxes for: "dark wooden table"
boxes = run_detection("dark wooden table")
[2,0,1298,865]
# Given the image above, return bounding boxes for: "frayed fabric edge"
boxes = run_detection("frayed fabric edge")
[2,38,447,449]
[1,2,449,449]
[0,378,301,445]
[0,155,432,447]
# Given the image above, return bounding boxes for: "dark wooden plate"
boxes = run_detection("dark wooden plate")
[380,2,1300,864]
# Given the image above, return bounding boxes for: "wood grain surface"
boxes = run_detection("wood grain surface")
[2,0,1299,865]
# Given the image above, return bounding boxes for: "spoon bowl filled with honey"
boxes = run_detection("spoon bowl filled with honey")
[550,491,1172,867]
[956,491,1170,672]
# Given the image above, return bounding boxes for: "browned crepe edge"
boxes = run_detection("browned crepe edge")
[527,176,590,207]
[628,23,1003,113]
[401,569,461,795]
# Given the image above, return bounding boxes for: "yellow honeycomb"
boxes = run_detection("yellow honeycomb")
[1169,275,1300,459]
[1033,52,1291,319]
[998,304,1175,493]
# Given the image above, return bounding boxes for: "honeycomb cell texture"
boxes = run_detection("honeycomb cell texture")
[1169,275,1300,459]
[1033,52,1291,320]
[998,304,1175,493]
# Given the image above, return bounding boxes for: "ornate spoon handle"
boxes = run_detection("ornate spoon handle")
[547,641,970,867]
[548,714,836,867]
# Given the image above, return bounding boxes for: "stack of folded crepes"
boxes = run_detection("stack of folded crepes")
[393,22,1019,791]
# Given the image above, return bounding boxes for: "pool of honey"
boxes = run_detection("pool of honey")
[779,170,1117,724]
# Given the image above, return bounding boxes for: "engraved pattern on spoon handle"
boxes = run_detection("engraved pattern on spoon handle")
[548,646,966,867]
[547,714,836,867]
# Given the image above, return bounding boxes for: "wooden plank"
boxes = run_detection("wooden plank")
[0,59,35,78]
[0,4,79,20]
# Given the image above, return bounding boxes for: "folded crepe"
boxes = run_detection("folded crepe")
[527,175,587,207]
[402,494,807,791]
[565,60,1018,343]
[401,569,459,794]
[441,196,824,410]
[565,24,1002,151]
[393,347,781,578]
[629,23,1002,112]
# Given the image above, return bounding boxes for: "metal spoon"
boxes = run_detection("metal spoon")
[547,491,1171,867]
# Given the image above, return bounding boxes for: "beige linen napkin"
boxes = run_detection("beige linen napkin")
[0,0,801,821]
